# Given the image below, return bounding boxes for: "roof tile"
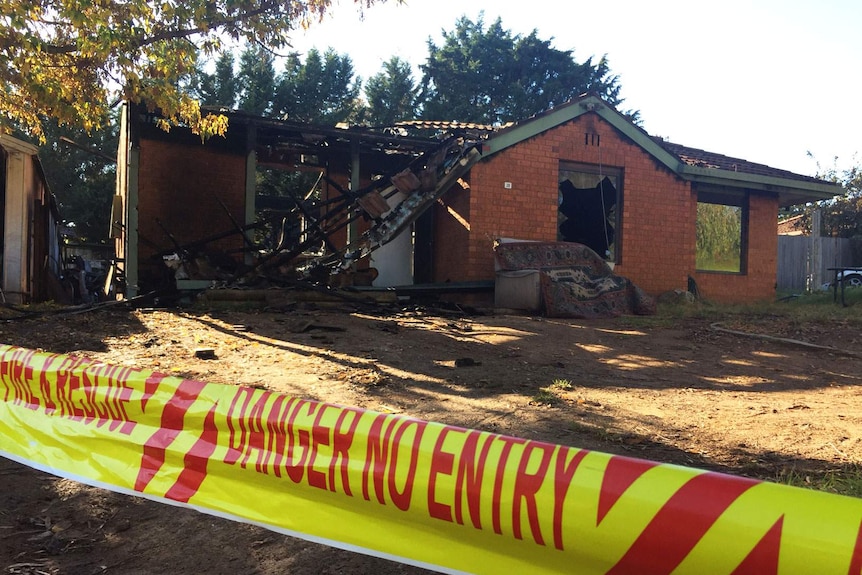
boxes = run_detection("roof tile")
[653,138,825,185]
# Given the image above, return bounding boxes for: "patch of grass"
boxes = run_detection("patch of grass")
[568,420,627,443]
[624,287,862,329]
[530,387,562,406]
[619,314,683,329]
[774,466,862,498]
[531,379,575,406]
[551,378,572,390]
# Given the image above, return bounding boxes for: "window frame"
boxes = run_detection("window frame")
[695,189,749,275]
[558,161,624,264]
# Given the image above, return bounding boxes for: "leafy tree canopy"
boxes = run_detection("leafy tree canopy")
[0,0,394,141]
[797,155,862,238]
[420,14,634,125]
[238,45,277,116]
[272,48,363,124]
[193,44,364,124]
[36,118,118,243]
[364,57,419,126]
[195,52,238,109]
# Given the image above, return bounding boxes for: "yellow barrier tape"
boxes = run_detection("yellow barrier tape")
[1,344,861,574]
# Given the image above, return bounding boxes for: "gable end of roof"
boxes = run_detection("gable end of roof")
[482,94,840,206]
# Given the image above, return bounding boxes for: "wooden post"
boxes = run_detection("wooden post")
[811,209,822,291]
[347,138,360,249]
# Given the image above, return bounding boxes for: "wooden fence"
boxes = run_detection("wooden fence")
[777,236,854,291]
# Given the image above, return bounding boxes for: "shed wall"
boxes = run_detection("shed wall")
[3,147,31,301]
[1,138,59,303]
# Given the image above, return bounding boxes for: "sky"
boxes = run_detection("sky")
[286,0,862,178]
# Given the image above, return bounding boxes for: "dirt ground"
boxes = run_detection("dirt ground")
[1,294,861,574]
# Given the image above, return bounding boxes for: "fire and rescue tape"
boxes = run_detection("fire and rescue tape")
[0,344,860,574]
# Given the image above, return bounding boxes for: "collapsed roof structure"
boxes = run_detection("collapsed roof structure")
[113,94,838,307]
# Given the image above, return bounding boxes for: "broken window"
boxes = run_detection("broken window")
[696,191,746,273]
[557,162,621,262]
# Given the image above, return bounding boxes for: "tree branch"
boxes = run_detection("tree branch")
[41,0,285,55]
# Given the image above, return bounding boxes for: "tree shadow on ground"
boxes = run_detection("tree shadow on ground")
[3,298,861,574]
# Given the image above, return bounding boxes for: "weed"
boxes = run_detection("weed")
[551,378,573,390]
[531,387,561,406]
[532,379,575,405]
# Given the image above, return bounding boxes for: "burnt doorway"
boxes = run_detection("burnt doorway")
[557,162,621,263]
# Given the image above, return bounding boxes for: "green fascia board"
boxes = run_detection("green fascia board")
[483,95,839,202]
[484,103,588,156]
[484,96,684,173]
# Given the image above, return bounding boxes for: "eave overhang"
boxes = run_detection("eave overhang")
[679,164,839,207]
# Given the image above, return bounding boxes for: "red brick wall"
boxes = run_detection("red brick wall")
[465,147,559,275]
[434,113,779,303]
[433,179,472,283]
[136,139,247,286]
[693,193,779,303]
[438,113,693,295]
[603,139,694,297]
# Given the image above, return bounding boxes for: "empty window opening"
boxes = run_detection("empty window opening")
[696,194,746,273]
[557,163,620,262]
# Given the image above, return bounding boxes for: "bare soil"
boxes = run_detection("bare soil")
[1,298,861,574]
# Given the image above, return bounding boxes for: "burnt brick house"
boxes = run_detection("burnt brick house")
[428,94,837,302]
[115,94,837,303]
[114,103,443,296]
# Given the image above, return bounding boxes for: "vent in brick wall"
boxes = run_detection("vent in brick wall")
[584,132,601,146]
